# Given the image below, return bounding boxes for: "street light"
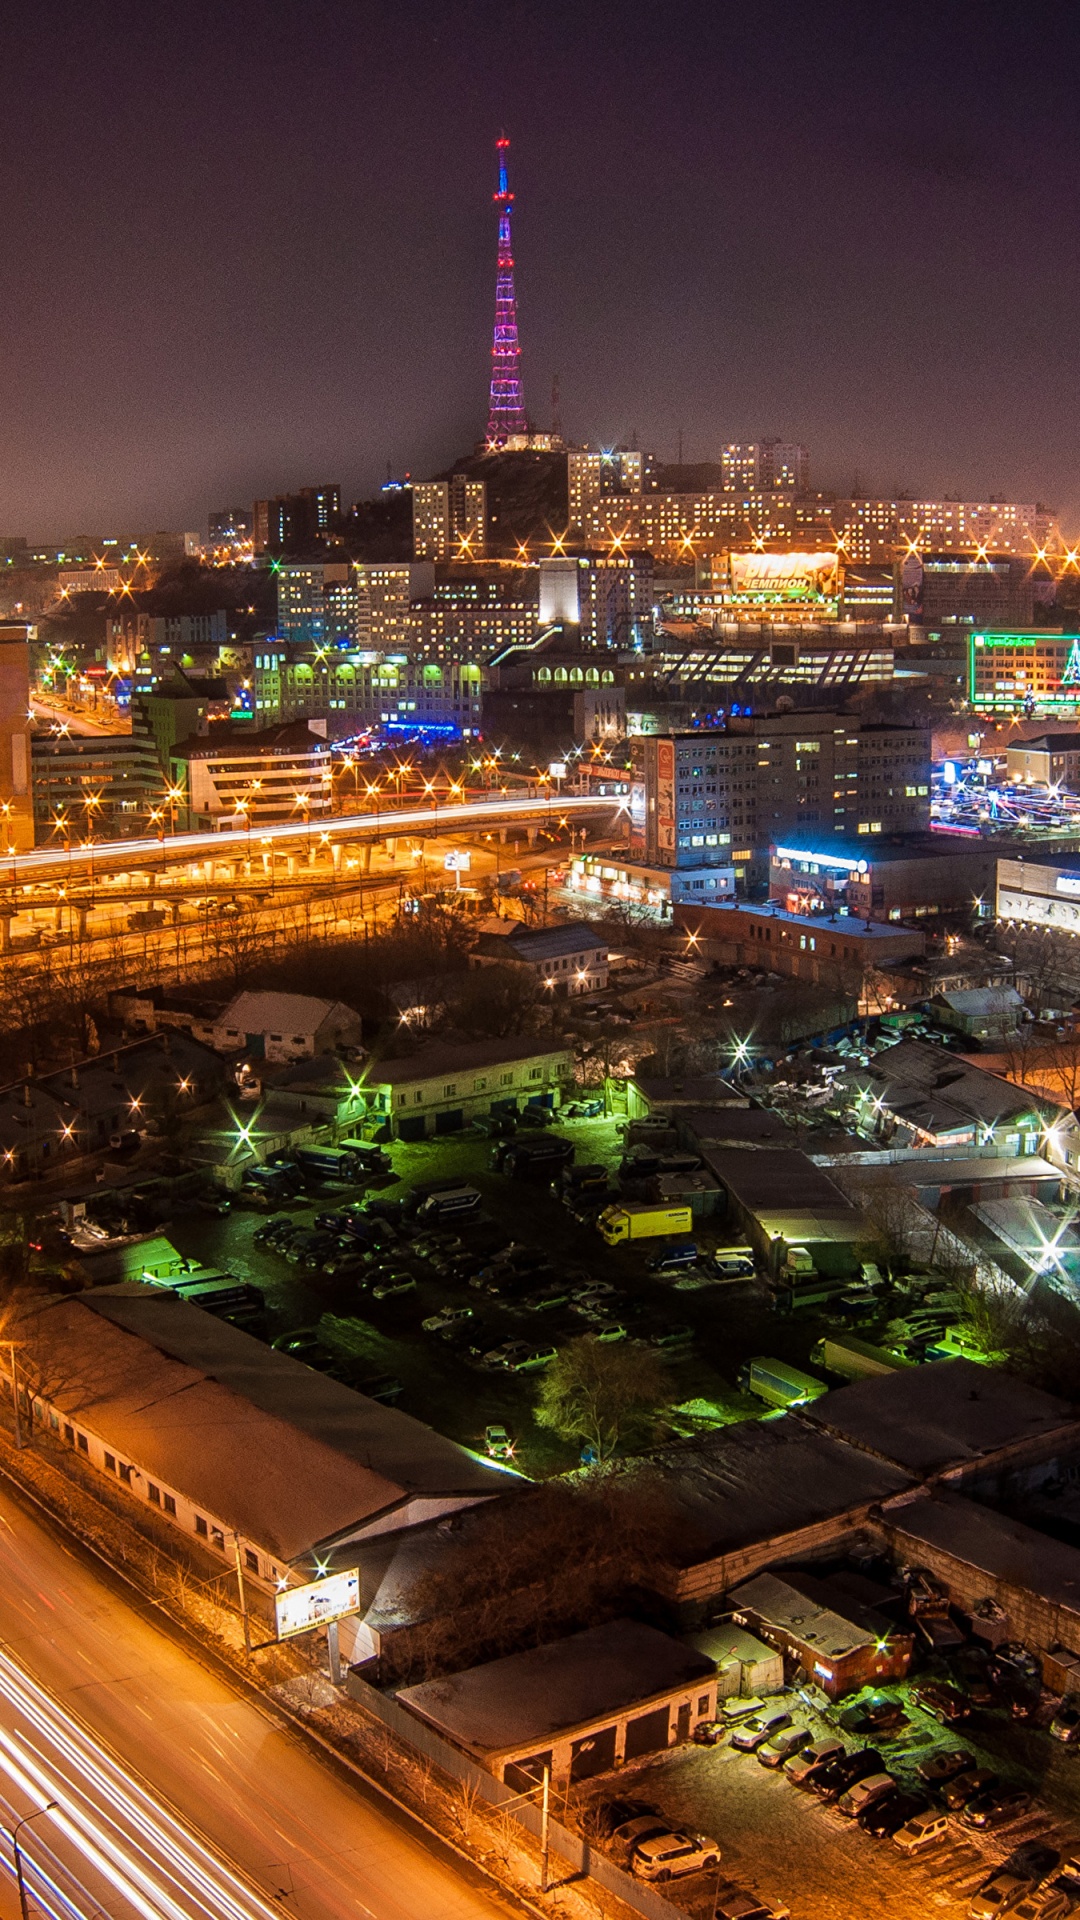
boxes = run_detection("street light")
[6,1803,58,1920]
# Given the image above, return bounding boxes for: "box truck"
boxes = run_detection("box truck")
[597,1202,694,1245]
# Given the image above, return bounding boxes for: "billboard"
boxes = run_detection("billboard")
[729,551,839,605]
[275,1568,360,1641]
[654,738,675,860]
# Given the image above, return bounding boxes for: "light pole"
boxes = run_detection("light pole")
[7,1802,58,1920]
[0,1342,24,1448]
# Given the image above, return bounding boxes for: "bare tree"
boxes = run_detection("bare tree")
[535,1336,674,1461]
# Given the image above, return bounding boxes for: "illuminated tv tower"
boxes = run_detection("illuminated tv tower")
[485,134,528,447]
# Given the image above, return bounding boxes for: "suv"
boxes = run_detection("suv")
[731,1710,791,1753]
[815,1749,885,1803]
[892,1808,951,1854]
[785,1737,844,1787]
[911,1680,971,1724]
[631,1831,720,1882]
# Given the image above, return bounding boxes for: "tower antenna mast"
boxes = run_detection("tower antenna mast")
[485,134,528,447]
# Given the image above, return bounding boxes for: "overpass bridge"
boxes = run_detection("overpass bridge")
[5,791,625,888]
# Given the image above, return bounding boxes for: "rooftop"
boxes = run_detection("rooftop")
[698,1147,858,1218]
[687,902,921,943]
[497,923,609,962]
[397,1619,714,1757]
[800,1358,1080,1477]
[847,1038,1053,1136]
[19,1287,507,1563]
[730,1568,898,1661]
[365,1034,573,1088]
[216,990,356,1037]
[884,1487,1080,1622]
[632,1417,911,1568]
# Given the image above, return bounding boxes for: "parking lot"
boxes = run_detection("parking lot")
[162,1115,843,1471]
[581,1673,1080,1920]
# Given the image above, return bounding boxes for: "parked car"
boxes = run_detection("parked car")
[918,1748,977,1787]
[838,1772,896,1820]
[912,1680,972,1724]
[714,1893,790,1920]
[814,1749,885,1804]
[630,1831,720,1882]
[757,1726,810,1769]
[968,1869,1035,1920]
[607,1813,669,1863]
[422,1306,474,1333]
[942,1769,998,1812]
[840,1694,907,1734]
[892,1808,952,1854]
[505,1345,558,1372]
[962,1787,1032,1831]
[370,1274,417,1300]
[1050,1696,1080,1743]
[520,1288,572,1313]
[586,1799,658,1843]
[785,1737,844,1787]
[730,1710,791,1753]
[858,1791,929,1839]
[1011,1892,1073,1920]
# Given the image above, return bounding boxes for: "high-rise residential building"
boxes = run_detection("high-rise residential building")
[0,622,34,851]
[208,508,252,551]
[276,562,357,648]
[567,451,644,533]
[643,712,930,890]
[412,477,487,560]
[253,487,341,555]
[721,442,810,491]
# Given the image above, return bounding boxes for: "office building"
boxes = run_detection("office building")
[968,630,1080,715]
[275,561,434,653]
[251,646,482,740]
[31,733,162,840]
[169,721,333,830]
[537,552,653,648]
[0,623,34,851]
[721,441,809,491]
[1006,733,1080,791]
[643,713,931,889]
[412,477,487,561]
[900,552,1035,630]
[107,610,229,676]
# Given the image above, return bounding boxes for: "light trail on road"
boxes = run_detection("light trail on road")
[6,792,620,883]
[0,1644,284,1920]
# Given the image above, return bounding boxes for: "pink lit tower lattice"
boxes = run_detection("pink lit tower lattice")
[485,134,528,446]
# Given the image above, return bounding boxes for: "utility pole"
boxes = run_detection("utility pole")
[7,1803,57,1920]
[540,1765,550,1894]
[232,1532,252,1654]
[1,1343,24,1449]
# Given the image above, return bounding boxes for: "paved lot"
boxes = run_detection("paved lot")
[596,1683,1080,1920]
[165,1117,836,1471]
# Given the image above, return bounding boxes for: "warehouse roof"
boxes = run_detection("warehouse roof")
[366,1034,573,1086]
[498,923,608,962]
[800,1358,1080,1476]
[216,991,355,1038]
[884,1488,1080,1621]
[633,1416,911,1566]
[397,1619,713,1757]
[18,1288,505,1563]
[699,1147,858,1217]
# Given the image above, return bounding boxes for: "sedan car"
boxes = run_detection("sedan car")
[1011,1893,1073,1920]
[370,1274,417,1299]
[421,1306,474,1333]
[714,1893,790,1920]
[815,1749,885,1804]
[631,1831,720,1882]
[942,1768,998,1812]
[505,1345,558,1372]
[961,1787,1033,1831]
[730,1711,791,1753]
[483,1423,514,1459]
[967,1869,1035,1920]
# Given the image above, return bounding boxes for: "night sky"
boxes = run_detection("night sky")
[3,0,1080,536]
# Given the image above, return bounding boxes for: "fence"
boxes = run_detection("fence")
[346,1669,688,1920]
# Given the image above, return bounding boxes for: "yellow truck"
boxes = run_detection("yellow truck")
[597,1202,694,1245]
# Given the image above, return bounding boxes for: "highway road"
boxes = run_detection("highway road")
[0,1482,513,1920]
[4,792,619,884]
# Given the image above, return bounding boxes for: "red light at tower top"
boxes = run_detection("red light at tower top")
[485,134,528,448]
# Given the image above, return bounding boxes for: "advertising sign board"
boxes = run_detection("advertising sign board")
[275,1569,360,1641]
[729,551,839,605]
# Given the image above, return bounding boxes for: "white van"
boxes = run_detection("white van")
[838,1772,894,1818]
[892,1809,950,1854]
